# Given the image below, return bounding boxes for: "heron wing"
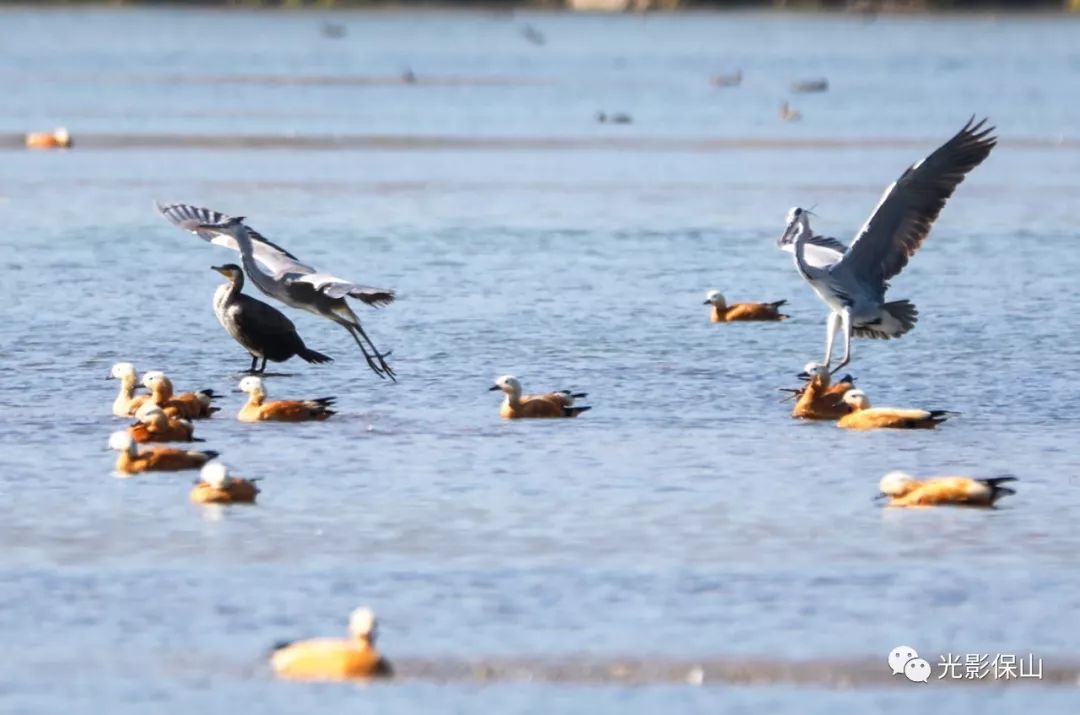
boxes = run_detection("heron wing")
[155,202,316,275]
[834,117,996,285]
[285,273,396,306]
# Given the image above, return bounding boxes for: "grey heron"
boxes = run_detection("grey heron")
[157,203,396,380]
[211,264,332,374]
[777,117,997,373]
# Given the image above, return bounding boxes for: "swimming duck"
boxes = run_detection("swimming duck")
[25,127,72,149]
[704,290,789,322]
[108,362,148,417]
[791,362,855,420]
[129,404,199,443]
[190,462,259,504]
[489,375,591,419]
[837,390,951,430]
[271,607,392,681]
[142,371,218,419]
[108,430,217,475]
[237,376,335,422]
[876,471,1016,507]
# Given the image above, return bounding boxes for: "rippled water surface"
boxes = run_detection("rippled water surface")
[2,7,1080,713]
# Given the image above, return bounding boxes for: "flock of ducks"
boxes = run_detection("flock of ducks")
[89,117,1014,683]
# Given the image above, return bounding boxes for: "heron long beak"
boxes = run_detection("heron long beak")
[777,221,797,247]
[488,385,501,392]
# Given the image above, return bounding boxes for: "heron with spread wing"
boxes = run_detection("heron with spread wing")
[776,117,997,373]
[157,203,397,380]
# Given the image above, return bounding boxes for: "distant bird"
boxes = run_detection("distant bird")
[401,68,417,84]
[320,23,346,39]
[108,431,217,475]
[129,404,199,443]
[25,127,71,149]
[156,203,396,380]
[790,363,854,420]
[704,290,789,322]
[520,24,546,46]
[237,376,335,423]
[837,390,952,430]
[791,78,829,93]
[779,102,802,122]
[142,371,218,420]
[212,264,333,374]
[710,69,743,88]
[777,118,997,373]
[190,462,259,505]
[876,471,1016,508]
[108,362,148,417]
[271,606,392,681]
[489,375,591,419]
[596,112,633,125]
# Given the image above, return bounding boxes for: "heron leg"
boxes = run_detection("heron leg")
[344,323,397,382]
[822,312,841,368]
[830,310,853,375]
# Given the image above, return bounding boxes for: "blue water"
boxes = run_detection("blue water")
[1,6,1079,713]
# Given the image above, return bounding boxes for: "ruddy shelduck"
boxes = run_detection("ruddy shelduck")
[489,375,592,419]
[704,290,789,322]
[876,471,1016,508]
[189,462,259,505]
[271,607,392,681]
[129,404,200,443]
[108,362,149,417]
[141,371,218,419]
[791,362,855,420]
[237,376,335,422]
[837,390,951,430]
[108,430,218,475]
[25,127,72,149]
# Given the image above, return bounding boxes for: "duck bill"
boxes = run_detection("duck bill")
[488,385,501,392]
[873,493,888,502]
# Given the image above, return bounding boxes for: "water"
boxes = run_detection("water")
[2,6,1080,713]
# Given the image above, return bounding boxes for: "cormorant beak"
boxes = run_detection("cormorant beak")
[488,385,501,392]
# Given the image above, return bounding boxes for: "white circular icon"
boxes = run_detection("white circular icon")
[904,657,932,683]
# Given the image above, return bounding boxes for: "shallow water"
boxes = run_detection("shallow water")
[2,6,1080,713]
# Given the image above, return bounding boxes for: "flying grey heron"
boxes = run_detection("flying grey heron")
[211,264,333,374]
[777,117,997,373]
[157,203,396,380]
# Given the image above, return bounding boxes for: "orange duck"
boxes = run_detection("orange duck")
[129,404,199,443]
[489,375,591,419]
[704,290,788,322]
[189,462,259,505]
[109,431,217,475]
[237,376,335,422]
[876,471,1016,508]
[142,371,218,419]
[271,607,392,681]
